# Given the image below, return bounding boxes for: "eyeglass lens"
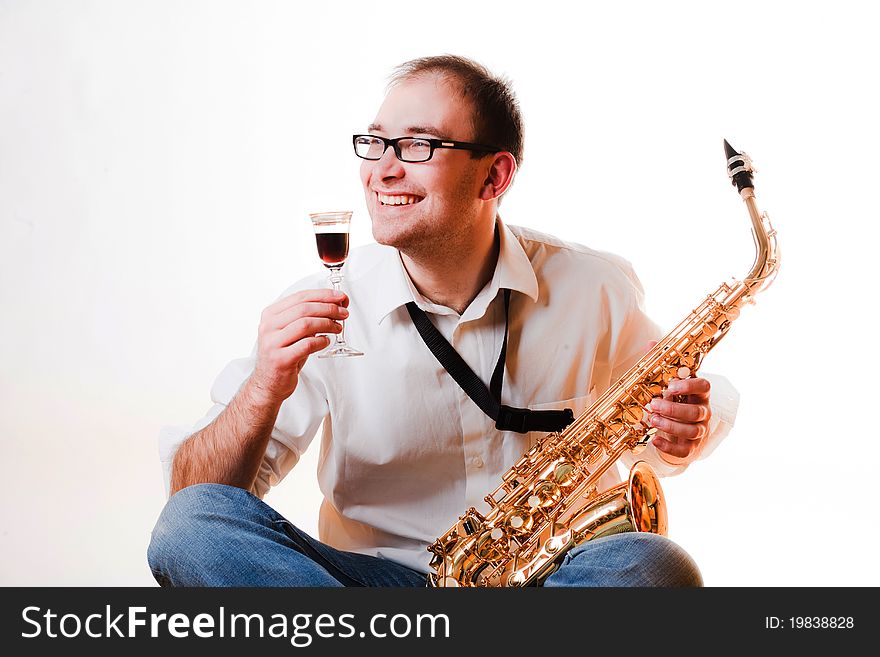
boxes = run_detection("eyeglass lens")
[354,136,432,162]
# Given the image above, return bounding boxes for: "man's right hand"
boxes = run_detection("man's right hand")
[249,289,350,406]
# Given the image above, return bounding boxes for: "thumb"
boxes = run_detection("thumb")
[645,340,658,353]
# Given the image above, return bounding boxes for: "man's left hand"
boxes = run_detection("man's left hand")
[647,376,712,465]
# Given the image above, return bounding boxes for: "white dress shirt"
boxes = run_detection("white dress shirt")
[159,218,739,574]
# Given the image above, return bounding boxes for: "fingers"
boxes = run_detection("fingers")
[649,412,707,440]
[259,290,349,343]
[251,289,352,403]
[647,397,710,424]
[647,397,710,447]
[652,432,697,460]
[280,335,333,362]
[269,301,349,331]
[268,288,350,318]
[647,376,712,461]
[662,376,711,401]
[259,334,332,373]
[251,334,333,404]
[271,317,343,349]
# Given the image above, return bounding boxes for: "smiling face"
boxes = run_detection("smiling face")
[359,73,494,258]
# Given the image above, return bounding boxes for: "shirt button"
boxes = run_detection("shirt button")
[470,456,484,468]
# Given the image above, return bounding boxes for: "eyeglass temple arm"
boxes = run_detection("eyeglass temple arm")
[435,139,499,153]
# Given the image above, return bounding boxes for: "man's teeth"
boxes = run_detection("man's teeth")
[378,193,422,206]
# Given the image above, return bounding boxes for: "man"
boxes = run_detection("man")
[148,55,738,587]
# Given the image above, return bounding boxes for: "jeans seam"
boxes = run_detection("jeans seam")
[272,518,367,587]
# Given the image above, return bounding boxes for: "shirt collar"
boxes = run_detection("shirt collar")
[365,216,539,325]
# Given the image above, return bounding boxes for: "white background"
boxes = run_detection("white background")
[2,0,877,586]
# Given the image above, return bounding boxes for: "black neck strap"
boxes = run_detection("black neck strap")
[405,289,574,434]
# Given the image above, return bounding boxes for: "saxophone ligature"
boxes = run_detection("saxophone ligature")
[427,140,779,587]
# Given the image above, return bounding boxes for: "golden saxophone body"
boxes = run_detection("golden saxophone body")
[427,141,779,587]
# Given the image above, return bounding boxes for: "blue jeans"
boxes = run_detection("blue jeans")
[147,484,702,587]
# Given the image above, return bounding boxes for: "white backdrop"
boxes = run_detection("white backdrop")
[2,0,877,586]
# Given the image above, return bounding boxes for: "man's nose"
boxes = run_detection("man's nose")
[371,144,406,179]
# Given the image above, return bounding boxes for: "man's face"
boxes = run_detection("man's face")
[359,74,489,254]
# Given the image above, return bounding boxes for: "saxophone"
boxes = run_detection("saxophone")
[427,140,779,587]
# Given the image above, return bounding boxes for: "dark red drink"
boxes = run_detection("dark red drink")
[315,232,349,268]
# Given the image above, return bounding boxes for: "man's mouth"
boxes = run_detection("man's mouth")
[376,192,424,206]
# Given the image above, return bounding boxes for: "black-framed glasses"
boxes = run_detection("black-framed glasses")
[352,134,500,163]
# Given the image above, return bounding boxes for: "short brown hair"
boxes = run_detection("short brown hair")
[389,55,525,167]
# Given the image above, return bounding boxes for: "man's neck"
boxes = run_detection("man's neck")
[401,221,500,315]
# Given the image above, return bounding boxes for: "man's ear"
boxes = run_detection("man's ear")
[479,152,517,200]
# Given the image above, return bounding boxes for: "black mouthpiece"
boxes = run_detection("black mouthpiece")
[724,139,754,193]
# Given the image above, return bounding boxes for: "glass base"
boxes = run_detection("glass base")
[319,344,364,358]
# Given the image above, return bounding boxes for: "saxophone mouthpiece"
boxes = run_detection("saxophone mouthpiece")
[723,139,738,161]
[724,139,755,193]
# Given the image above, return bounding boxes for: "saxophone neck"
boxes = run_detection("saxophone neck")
[725,140,780,296]
[742,190,777,287]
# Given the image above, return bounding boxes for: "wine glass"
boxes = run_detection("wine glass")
[309,211,364,358]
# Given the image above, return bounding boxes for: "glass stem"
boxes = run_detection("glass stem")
[329,268,347,346]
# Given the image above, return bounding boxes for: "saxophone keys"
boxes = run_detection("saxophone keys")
[552,461,577,487]
[582,486,598,501]
[661,369,681,385]
[527,480,562,509]
[544,535,568,554]
[620,401,643,425]
[457,516,482,537]
[503,506,534,534]
[474,529,506,560]
[631,432,651,454]
[630,387,653,406]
